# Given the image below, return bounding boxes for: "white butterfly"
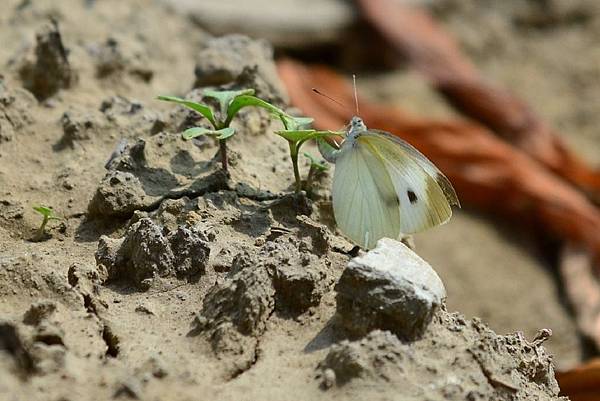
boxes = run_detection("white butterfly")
[319,116,460,249]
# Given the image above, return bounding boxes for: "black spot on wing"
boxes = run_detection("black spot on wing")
[407,190,418,204]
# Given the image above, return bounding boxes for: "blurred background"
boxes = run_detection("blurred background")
[160,0,600,393]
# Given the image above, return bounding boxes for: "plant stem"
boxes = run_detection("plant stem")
[289,142,301,193]
[219,139,228,172]
[36,215,48,240]
[305,165,316,196]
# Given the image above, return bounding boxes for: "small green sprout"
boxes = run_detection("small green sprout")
[158,89,255,171]
[32,205,60,240]
[275,128,339,193]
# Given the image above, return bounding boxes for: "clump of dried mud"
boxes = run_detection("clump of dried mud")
[0,0,569,400]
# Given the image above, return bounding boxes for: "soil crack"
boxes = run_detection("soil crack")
[229,307,277,380]
[101,323,120,358]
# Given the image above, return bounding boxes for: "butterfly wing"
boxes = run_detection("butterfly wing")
[332,140,401,249]
[359,131,458,234]
[368,129,459,208]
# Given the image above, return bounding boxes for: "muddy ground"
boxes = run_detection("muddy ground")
[1,0,598,400]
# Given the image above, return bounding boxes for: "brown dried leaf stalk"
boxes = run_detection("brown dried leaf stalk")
[559,245,600,349]
[357,0,600,201]
[556,354,600,401]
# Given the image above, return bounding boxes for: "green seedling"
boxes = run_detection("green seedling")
[32,205,60,240]
[158,89,253,171]
[303,152,329,196]
[159,88,329,195]
[274,128,339,193]
[158,88,308,173]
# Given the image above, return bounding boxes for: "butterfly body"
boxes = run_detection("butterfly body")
[330,116,459,249]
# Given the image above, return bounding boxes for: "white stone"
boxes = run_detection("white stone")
[335,238,446,340]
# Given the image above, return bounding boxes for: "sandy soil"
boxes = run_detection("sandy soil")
[0,0,594,400]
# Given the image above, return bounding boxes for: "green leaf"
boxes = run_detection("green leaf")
[33,205,59,219]
[224,93,314,131]
[281,115,314,131]
[303,152,329,171]
[203,89,255,118]
[182,126,235,140]
[275,129,316,142]
[157,95,216,127]
[182,127,211,139]
[292,117,314,129]
[214,127,236,140]
[226,95,285,124]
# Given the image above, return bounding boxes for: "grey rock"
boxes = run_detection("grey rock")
[335,238,446,340]
[161,0,355,49]
[201,261,275,337]
[193,34,288,103]
[57,110,97,149]
[88,170,150,217]
[259,233,333,314]
[95,218,210,290]
[18,20,77,100]
[115,218,175,286]
[272,263,323,314]
[168,226,211,278]
[197,259,274,377]
[468,319,561,396]
[314,309,566,398]
[104,139,129,169]
[318,330,406,386]
[88,133,228,218]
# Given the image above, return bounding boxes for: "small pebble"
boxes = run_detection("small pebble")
[322,369,336,389]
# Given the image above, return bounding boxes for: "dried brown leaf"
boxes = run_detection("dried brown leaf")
[357,0,600,201]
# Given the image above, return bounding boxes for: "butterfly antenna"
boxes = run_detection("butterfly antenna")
[352,74,359,115]
[311,88,347,111]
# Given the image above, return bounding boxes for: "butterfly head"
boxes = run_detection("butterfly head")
[348,116,367,139]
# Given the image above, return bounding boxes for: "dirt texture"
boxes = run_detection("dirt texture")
[0,0,580,400]
[318,314,560,400]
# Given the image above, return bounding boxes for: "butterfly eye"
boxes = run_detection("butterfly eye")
[351,117,363,127]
